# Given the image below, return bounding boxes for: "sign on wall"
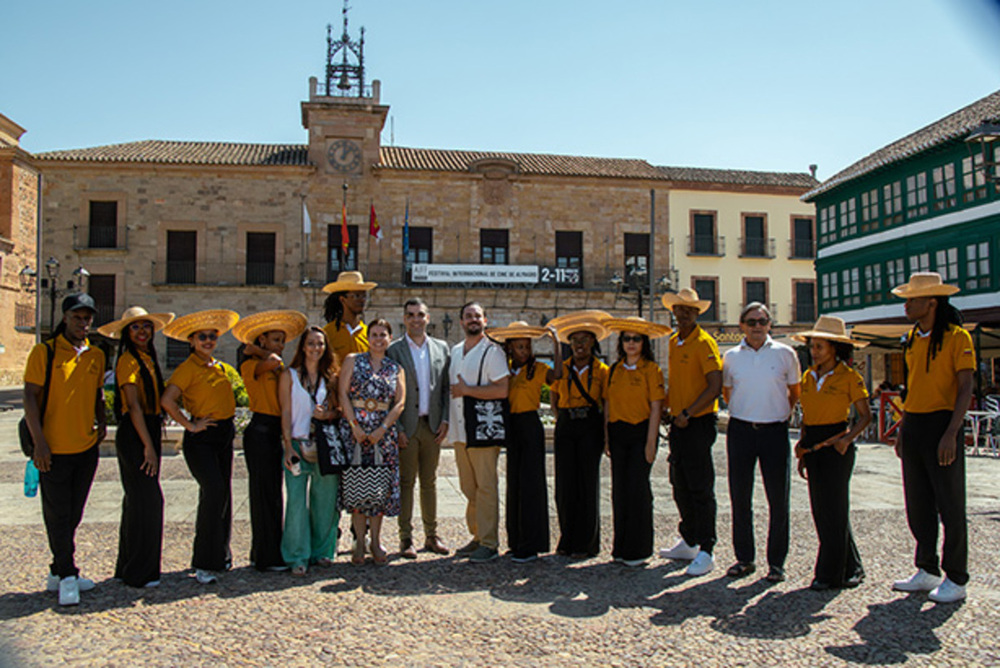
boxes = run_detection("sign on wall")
[410,264,582,285]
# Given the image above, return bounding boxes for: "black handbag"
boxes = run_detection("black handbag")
[312,418,348,475]
[18,342,55,458]
[462,344,509,447]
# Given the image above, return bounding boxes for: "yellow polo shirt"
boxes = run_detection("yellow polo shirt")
[508,361,549,414]
[667,325,722,417]
[903,324,976,414]
[605,358,666,424]
[324,319,368,362]
[800,362,868,426]
[551,359,608,409]
[240,358,282,416]
[116,350,161,416]
[23,336,105,454]
[166,354,236,420]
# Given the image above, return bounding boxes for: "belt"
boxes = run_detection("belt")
[731,417,787,430]
[351,398,390,412]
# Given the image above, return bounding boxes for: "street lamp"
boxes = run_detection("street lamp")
[46,257,61,332]
[18,265,37,292]
[610,265,648,318]
[965,120,1000,184]
[441,313,453,340]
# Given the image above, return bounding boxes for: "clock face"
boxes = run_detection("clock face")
[327,139,362,173]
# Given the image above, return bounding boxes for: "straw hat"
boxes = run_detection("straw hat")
[890,272,960,298]
[162,309,240,341]
[97,306,175,339]
[231,310,308,345]
[321,271,377,294]
[486,321,550,343]
[548,310,612,343]
[604,316,673,340]
[790,315,868,348]
[661,287,712,314]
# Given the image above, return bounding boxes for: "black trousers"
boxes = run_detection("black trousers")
[505,411,550,557]
[40,444,100,578]
[900,410,968,586]
[182,418,235,571]
[554,409,604,556]
[801,422,863,586]
[668,413,718,554]
[608,420,654,561]
[115,413,164,587]
[243,413,285,570]
[727,418,790,568]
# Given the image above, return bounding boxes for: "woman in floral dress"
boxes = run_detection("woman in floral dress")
[339,319,406,565]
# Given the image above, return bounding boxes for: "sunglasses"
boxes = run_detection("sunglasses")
[129,321,154,331]
[195,332,218,342]
[743,318,770,327]
[621,334,644,343]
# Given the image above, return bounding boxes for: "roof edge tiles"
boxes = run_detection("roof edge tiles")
[803,88,1000,202]
[36,140,311,167]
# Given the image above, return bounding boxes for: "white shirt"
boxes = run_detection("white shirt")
[447,336,509,444]
[406,333,432,417]
[288,368,328,440]
[722,335,800,423]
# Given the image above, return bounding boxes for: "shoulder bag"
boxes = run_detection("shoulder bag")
[462,344,509,447]
[18,342,55,458]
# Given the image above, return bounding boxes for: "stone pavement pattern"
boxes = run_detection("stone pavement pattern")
[0,403,998,666]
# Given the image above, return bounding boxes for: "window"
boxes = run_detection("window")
[962,154,987,202]
[405,226,433,282]
[744,279,767,307]
[794,281,816,323]
[246,232,275,285]
[741,214,768,257]
[822,272,839,309]
[935,247,959,283]
[555,231,582,268]
[905,173,928,218]
[327,224,358,281]
[819,204,836,245]
[839,199,857,237]
[166,230,196,284]
[480,229,509,264]
[864,263,882,303]
[690,212,719,254]
[791,216,814,258]
[860,189,879,231]
[88,201,118,248]
[624,233,649,282]
[841,267,860,306]
[88,274,116,326]
[882,182,902,225]
[909,252,930,274]
[886,258,906,290]
[966,241,991,290]
[693,278,719,322]
[166,339,189,369]
[932,164,957,210]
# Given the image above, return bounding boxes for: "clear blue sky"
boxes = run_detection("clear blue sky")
[3,0,999,180]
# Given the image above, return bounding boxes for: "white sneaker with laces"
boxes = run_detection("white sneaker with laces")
[686,551,715,576]
[928,578,966,603]
[659,538,699,561]
[195,569,218,585]
[892,568,943,592]
[58,576,80,606]
[47,574,95,593]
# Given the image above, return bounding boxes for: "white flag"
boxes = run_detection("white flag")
[302,201,312,236]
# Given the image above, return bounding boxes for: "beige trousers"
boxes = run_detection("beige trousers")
[397,417,442,542]
[453,442,501,549]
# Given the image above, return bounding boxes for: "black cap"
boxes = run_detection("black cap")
[61,293,97,313]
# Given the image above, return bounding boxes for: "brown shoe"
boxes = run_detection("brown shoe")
[424,536,450,555]
[399,539,418,560]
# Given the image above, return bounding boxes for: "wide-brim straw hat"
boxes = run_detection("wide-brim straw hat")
[661,287,712,314]
[790,315,868,348]
[321,270,377,294]
[97,306,175,339]
[487,321,550,343]
[604,316,673,340]
[231,310,308,345]
[890,271,960,298]
[548,310,612,343]
[162,309,240,341]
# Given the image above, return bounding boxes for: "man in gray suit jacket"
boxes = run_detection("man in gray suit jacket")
[386,297,451,558]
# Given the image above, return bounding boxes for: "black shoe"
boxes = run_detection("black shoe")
[810,579,832,591]
[765,566,785,583]
[726,562,756,578]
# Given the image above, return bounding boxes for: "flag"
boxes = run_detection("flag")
[402,199,410,261]
[369,203,382,242]
[302,200,311,235]
[341,197,349,255]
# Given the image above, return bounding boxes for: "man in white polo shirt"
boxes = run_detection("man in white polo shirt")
[722,302,801,583]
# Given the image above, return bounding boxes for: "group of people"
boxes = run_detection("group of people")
[22,270,974,607]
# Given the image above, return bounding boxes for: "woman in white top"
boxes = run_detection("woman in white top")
[279,326,341,575]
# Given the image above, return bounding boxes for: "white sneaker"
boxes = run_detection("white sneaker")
[47,574,95,593]
[659,538,699,561]
[928,578,967,603]
[686,551,715,576]
[622,558,648,568]
[892,568,943,592]
[195,569,218,585]
[58,576,80,606]
[143,580,161,589]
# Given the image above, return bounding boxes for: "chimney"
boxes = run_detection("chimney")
[809,164,818,179]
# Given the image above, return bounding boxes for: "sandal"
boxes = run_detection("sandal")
[351,545,366,566]
[314,557,335,568]
[371,544,388,565]
[291,565,307,577]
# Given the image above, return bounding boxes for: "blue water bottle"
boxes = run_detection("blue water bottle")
[24,460,39,498]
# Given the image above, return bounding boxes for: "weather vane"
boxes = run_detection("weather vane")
[326,0,365,96]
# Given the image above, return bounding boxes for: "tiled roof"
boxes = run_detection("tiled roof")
[35,140,309,166]
[803,88,1000,201]
[0,138,15,150]
[656,165,818,188]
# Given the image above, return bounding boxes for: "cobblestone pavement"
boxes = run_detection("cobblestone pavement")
[1,405,998,666]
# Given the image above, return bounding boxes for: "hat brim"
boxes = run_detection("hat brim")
[486,325,550,343]
[604,318,673,340]
[231,310,308,344]
[321,280,377,293]
[661,294,712,314]
[162,310,240,341]
[890,284,960,298]
[790,331,868,348]
[555,323,611,344]
[97,312,175,339]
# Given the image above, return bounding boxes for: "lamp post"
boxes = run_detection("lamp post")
[45,257,60,332]
[441,313,453,341]
[610,265,648,318]
[965,121,1000,184]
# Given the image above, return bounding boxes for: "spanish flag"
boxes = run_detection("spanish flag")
[341,198,349,254]
[369,203,382,242]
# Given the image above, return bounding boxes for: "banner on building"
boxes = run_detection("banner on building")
[411,264,540,284]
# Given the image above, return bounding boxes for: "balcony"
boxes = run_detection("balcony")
[789,238,815,259]
[792,302,817,324]
[688,235,725,256]
[739,237,775,258]
[73,225,128,251]
[15,303,35,331]
[152,261,285,288]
